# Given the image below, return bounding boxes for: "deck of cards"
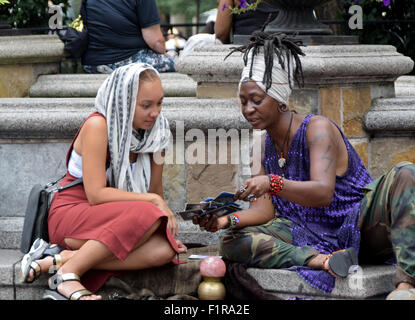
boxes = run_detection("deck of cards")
[177,192,242,220]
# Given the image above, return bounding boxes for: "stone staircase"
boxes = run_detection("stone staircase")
[0,76,400,300]
[2,35,414,300]
[0,217,397,300]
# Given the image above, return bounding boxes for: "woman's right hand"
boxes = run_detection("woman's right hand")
[152,195,178,237]
[192,213,229,233]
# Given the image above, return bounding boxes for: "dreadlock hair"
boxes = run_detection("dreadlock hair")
[226,31,306,93]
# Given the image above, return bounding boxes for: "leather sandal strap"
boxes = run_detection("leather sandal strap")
[29,261,42,280]
[48,272,82,292]
[70,289,93,300]
[59,273,81,282]
[53,254,63,269]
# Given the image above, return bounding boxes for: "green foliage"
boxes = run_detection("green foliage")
[0,0,10,5]
[0,0,71,28]
[343,0,415,74]
[156,0,218,20]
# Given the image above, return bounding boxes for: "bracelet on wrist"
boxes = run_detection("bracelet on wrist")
[226,213,240,229]
[267,174,284,196]
[224,215,231,229]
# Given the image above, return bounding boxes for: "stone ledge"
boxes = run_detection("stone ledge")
[248,265,395,300]
[0,217,23,250]
[176,44,414,86]
[0,35,64,65]
[0,97,249,139]
[0,248,396,300]
[29,73,197,98]
[363,97,415,134]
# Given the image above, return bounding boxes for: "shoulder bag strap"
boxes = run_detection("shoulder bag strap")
[58,177,83,192]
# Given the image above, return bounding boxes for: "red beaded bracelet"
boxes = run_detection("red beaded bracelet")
[267,174,284,196]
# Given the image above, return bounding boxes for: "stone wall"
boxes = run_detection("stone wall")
[0,97,250,217]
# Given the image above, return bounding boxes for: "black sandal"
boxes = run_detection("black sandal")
[323,247,358,278]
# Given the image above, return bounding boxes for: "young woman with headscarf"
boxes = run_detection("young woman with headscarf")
[21,63,186,300]
[194,31,415,299]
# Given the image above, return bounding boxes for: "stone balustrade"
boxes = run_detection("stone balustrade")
[0,35,64,98]
[176,43,415,179]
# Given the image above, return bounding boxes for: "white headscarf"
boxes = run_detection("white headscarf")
[238,47,294,105]
[95,63,171,193]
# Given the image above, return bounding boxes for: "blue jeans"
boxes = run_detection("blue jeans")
[82,49,175,74]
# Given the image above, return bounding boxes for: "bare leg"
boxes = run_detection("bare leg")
[56,219,175,300]
[307,254,327,269]
[94,230,175,271]
[26,249,77,282]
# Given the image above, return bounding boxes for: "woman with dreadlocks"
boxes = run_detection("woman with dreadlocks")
[194,31,415,299]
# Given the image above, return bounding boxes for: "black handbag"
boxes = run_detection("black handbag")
[59,0,88,58]
[20,175,83,254]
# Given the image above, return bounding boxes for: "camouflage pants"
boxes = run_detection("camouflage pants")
[82,48,175,74]
[219,162,415,287]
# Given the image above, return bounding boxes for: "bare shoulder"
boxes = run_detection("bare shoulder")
[83,115,107,131]
[75,115,108,154]
[306,115,339,146]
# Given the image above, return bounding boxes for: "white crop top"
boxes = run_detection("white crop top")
[67,149,136,179]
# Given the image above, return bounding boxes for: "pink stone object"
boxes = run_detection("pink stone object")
[200,256,226,277]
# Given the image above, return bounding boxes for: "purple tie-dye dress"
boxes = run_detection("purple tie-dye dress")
[263,114,373,293]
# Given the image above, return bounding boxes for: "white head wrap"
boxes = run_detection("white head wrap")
[95,63,171,193]
[238,47,295,105]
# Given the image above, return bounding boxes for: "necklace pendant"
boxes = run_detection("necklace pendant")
[278,157,286,169]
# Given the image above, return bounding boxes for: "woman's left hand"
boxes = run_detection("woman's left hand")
[234,175,270,201]
[167,213,179,238]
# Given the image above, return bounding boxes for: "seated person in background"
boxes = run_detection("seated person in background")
[193,32,415,300]
[165,28,187,60]
[82,0,175,74]
[215,0,278,44]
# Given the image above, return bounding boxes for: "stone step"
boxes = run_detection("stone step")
[395,76,415,97]
[0,217,23,250]
[29,73,197,98]
[248,266,395,300]
[0,248,396,300]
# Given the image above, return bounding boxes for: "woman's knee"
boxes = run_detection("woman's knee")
[146,233,176,267]
[219,230,255,264]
